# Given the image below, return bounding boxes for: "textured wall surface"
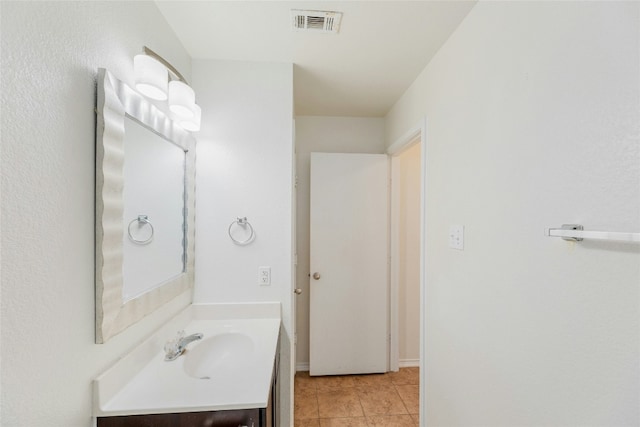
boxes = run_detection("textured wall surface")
[1,2,192,426]
[191,59,294,425]
[386,2,640,425]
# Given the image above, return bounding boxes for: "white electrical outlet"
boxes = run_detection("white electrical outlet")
[259,266,271,286]
[449,225,464,250]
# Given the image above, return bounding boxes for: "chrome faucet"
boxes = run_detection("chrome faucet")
[164,331,203,361]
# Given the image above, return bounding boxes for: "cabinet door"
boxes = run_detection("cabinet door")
[98,409,261,427]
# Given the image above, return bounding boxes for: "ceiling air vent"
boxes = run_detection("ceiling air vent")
[291,9,343,34]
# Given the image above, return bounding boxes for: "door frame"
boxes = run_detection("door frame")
[387,117,426,425]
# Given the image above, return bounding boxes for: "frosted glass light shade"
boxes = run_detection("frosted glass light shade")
[180,104,201,132]
[134,55,168,101]
[169,81,196,119]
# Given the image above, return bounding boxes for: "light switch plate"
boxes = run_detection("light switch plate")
[449,225,464,250]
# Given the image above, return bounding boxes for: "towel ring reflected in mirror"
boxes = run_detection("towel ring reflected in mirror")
[228,217,255,245]
[127,215,154,245]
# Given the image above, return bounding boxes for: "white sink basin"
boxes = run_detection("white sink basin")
[183,332,255,380]
[93,303,281,417]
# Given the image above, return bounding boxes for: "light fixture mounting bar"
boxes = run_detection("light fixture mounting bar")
[143,46,188,85]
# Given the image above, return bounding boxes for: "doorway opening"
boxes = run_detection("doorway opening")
[388,118,426,426]
[293,117,426,426]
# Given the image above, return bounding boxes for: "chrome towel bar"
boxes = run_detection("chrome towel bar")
[547,224,640,243]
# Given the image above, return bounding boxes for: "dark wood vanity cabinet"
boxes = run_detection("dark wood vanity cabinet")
[97,388,274,427]
[97,408,264,427]
[97,351,278,427]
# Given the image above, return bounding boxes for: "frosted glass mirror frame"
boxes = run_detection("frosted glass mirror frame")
[95,69,196,343]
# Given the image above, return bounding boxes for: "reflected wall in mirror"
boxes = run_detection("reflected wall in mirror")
[95,69,196,343]
[123,116,186,301]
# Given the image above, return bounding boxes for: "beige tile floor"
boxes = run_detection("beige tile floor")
[294,367,419,427]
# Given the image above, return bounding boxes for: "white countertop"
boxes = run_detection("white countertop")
[93,303,281,417]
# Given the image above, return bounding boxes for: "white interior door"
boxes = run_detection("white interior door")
[309,152,389,376]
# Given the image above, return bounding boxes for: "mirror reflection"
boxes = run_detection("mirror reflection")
[122,116,186,302]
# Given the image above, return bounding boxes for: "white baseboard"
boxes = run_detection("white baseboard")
[399,359,420,368]
[296,360,418,372]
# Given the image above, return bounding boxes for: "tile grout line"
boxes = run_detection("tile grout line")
[394,383,411,418]
[354,386,369,427]
[314,384,320,423]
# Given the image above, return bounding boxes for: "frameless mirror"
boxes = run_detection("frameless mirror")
[95,69,196,343]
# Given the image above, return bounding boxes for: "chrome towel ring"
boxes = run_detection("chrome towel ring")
[127,215,154,245]
[228,217,255,245]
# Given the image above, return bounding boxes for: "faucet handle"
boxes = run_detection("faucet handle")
[164,330,185,353]
[163,340,176,354]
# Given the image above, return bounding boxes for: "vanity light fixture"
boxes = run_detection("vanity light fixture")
[179,104,201,132]
[133,46,201,132]
[134,54,168,100]
[168,81,196,119]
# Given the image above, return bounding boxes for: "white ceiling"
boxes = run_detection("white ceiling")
[155,1,476,117]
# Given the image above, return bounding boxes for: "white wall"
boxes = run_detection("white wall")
[191,59,294,425]
[294,116,385,368]
[397,143,421,364]
[386,2,640,425]
[1,2,192,426]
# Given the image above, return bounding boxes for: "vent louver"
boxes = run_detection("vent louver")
[291,9,342,34]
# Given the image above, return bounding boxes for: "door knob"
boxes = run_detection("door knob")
[312,272,321,280]
[294,288,302,295]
